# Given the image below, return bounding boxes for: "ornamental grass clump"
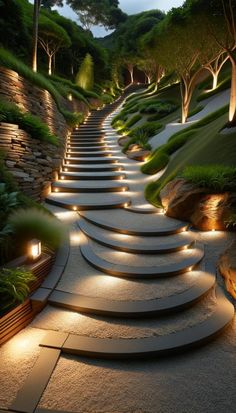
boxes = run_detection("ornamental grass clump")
[180,165,236,192]
[9,208,67,251]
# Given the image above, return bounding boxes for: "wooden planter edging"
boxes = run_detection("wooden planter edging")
[0,299,33,346]
[0,253,54,346]
[0,241,70,347]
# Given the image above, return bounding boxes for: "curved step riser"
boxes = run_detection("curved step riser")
[45,198,130,211]
[51,186,128,194]
[82,255,199,279]
[79,212,189,236]
[69,138,104,142]
[41,289,234,359]
[59,174,126,181]
[66,152,112,158]
[64,159,118,165]
[48,270,215,317]
[79,224,195,254]
[62,166,122,172]
[67,147,108,152]
[68,143,106,147]
[70,133,104,137]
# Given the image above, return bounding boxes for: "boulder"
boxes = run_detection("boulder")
[127,149,150,162]
[160,178,236,231]
[118,137,130,147]
[129,144,141,152]
[218,240,236,299]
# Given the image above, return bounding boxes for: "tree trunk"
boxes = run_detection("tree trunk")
[229,57,236,125]
[180,79,193,124]
[129,68,134,83]
[48,55,52,76]
[212,72,218,90]
[32,0,41,72]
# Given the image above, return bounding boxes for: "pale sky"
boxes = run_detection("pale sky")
[30,0,185,37]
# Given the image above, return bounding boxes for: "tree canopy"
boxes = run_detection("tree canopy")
[67,0,127,30]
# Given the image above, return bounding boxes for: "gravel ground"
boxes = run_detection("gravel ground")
[39,318,236,413]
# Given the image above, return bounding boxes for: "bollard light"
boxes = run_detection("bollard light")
[28,239,41,262]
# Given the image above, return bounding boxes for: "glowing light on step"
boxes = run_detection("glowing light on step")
[73,206,78,211]
[64,168,68,172]
[54,188,59,192]
[70,231,81,245]
[124,203,129,208]
[212,229,215,232]
[61,176,65,180]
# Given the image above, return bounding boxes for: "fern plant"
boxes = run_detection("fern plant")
[0,267,35,312]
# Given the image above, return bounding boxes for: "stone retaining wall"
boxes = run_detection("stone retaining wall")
[0,122,65,200]
[0,66,101,200]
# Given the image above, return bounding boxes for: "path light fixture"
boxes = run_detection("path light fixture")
[68,93,73,101]
[27,239,41,262]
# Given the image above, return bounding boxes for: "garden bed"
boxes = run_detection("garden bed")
[0,252,54,345]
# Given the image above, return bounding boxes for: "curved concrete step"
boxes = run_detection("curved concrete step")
[41,288,234,359]
[71,132,105,137]
[79,209,189,236]
[78,218,194,254]
[59,171,126,181]
[64,157,119,164]
[68,143,106,148]
[48,266,215,317]
[66,151,113,158]
[69,138,104,143]
[80,237,204,278]
[46,192,130,210]
[62,164,123,172]
[66,145,110,154]
[52,180,128,193]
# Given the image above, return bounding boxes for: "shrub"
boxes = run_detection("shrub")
[9,208,66,250]
[101,93,114,104]
[130,122,163,138]
[141,129,197,175]
[124,114,142,128]
[141,151,169,174]
[113,119,126,130]
[51,75,99,99]
[0,183,19,221]
[75,53,94,91]
[111,112,128,127]
[123,130,152,153]
[180,165,236,192]
[139,100,177,116]
[188,105,204,118]
[0,267,35,312]
[0,99,58,145]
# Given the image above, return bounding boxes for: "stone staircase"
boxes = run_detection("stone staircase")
[43,84,234,359]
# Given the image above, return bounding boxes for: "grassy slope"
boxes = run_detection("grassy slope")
[145,111,236,207]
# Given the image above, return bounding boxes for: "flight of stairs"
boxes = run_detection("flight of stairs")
[44,84,234,359]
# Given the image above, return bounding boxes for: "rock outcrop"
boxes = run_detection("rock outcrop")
[218,240,236,299]
[160,178,236,231]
